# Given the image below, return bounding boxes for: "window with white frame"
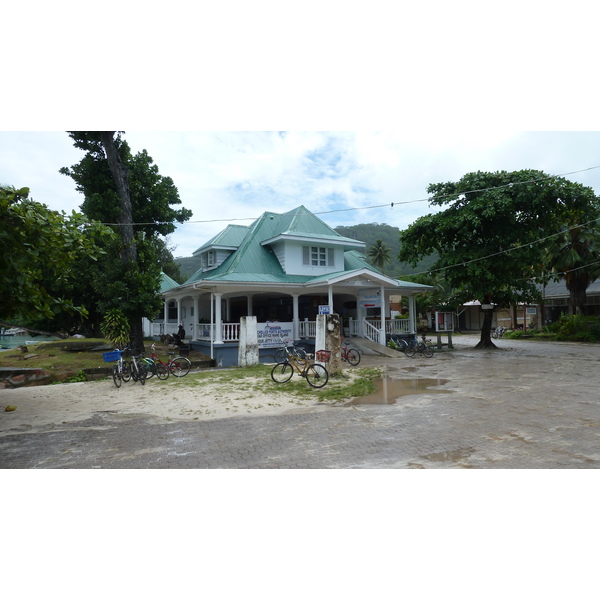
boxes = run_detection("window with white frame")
[303,246,334,267]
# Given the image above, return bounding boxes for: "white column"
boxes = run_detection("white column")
[408,295,416,333]
[163,298,169,334]
[214,292,223,344]
[328,284,334,313]
[292,294,300,341]
[193,295,199,340]
[177,298,182,326]
[379,285,386,345]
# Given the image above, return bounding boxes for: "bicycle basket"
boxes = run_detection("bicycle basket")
[315,350,331,363]
[103,350,122,362]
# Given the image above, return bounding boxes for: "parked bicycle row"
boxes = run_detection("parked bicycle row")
[388,334,435,358]
[103,343,191,388]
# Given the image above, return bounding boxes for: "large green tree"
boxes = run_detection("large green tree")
[60,132,192,351]
[398,170,600,348]
[544,222,600,315]
[0,185,110,325]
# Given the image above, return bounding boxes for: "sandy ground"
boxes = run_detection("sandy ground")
[0,367,336,432]
[2,333,599,434]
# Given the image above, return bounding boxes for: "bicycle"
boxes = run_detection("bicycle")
[104,348,126,388]
[270,348,329,388]
[492,326,506,339]
[149,343,191,377]
[273,339,307,363]
[139,353,170,380]
[404,336,434,358]
[340,341,360,366]
[127,348,148,384]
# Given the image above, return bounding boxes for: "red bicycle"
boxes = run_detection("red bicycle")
[340,340,361,366]
[150,343,192,377]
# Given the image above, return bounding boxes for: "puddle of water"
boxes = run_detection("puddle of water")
[349,377,451,405]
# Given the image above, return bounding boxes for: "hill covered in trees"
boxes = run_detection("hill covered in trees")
[174,223,436,282]
[334,223,437,278]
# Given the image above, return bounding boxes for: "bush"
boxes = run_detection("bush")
[555,314,600,342]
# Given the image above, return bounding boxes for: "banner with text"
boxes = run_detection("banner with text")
[257,322,294,348]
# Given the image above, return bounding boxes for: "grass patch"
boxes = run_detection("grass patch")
[158,364,381,402]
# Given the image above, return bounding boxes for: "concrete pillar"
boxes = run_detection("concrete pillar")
[247,294,253,316]
[316,313,342,376]
[238,316,259,367]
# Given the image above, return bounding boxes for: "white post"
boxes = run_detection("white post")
[379,285,386,346]
[193,296,199,340]
[292,294,300,341]
[214,292,223,344]
[408,295,416,333]
[238,316,259,367]
[328,284,334,313]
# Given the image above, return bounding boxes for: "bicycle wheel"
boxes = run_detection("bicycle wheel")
[274,347,287,363]
[138,362,147,385]
[422,346,434,358]
[141,359,155,379]
[292,346,307,360]
[404,344,416,358]
[346,349,361,366]
[271,361,294,383]
[112,364,122,388]
[305,364,328,388]
[156,362,170,380]
[169,356,191,377]
[121,360,132,382]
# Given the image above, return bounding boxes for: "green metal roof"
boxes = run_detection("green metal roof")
[159,272,180,292]
[183,206,388,287]
[192,224,250,255]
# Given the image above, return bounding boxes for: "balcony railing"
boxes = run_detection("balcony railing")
[150,318,412,345]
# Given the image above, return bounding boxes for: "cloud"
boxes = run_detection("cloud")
[2,131,600,258]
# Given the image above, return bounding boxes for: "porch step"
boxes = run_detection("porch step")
[347,337,399,358]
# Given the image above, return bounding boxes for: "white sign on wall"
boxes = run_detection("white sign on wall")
[257,322,294,348]
[358,290,381,309]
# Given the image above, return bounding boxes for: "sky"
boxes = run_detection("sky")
[4,0,598,578]
[2,130,600,258]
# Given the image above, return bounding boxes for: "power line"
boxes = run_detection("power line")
[97,164,600,228]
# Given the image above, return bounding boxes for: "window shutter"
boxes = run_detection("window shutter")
[328,248,334,266]
[303,246,309,265]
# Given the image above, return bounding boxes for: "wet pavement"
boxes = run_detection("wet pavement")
[1,335,600,468]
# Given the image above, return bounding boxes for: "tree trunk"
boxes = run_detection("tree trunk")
[100,132,136,264]
[100,132,144,353]
[475,309,497,349]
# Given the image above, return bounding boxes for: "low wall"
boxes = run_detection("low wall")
[0,367,54,388]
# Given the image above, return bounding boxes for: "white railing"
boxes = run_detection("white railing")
[151,318,410,346]
[299,320,316,339]
[386,319,410,334]
[363,320,380,344]
[222,323,240,342]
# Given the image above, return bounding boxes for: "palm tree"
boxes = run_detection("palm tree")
[545,224,600,314]
[367,239,391,273]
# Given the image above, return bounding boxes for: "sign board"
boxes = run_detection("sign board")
[526,307,537,315]
[358,290,381,309]
[318,305,331,315]
[257,322,293,348]
[435,311,454,332]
